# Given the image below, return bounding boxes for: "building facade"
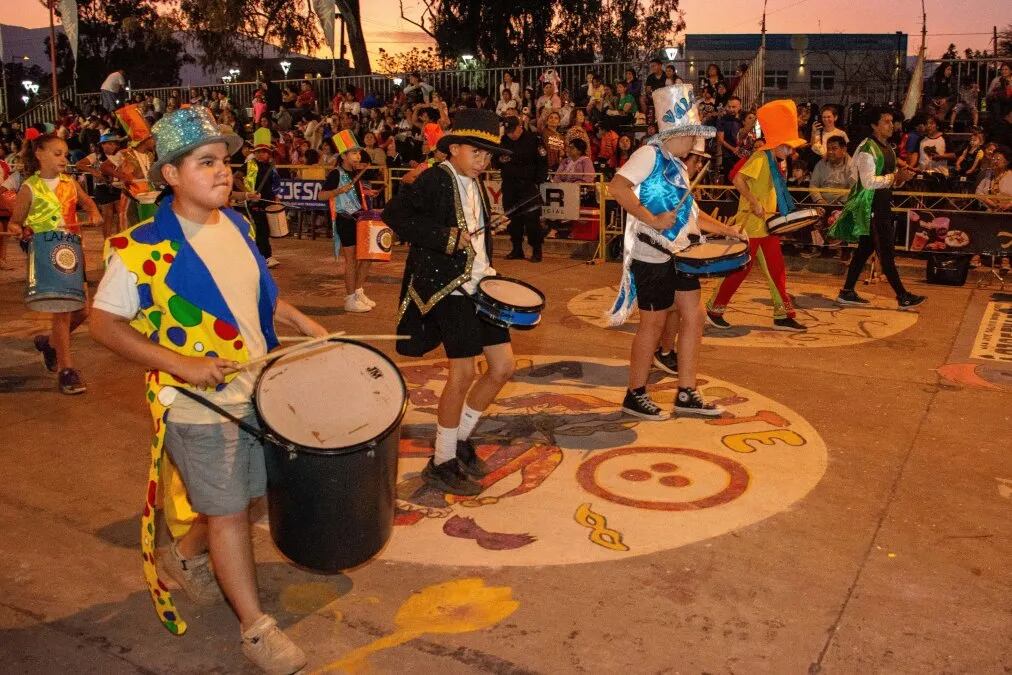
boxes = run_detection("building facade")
[683,33,909,106]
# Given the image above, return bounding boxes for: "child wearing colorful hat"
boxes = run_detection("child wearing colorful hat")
[7,132,103,395]
[706,99,808,332]
[241,127,282,268]
[607,85,745,420]
[318,129,379,313]
[90,106,326,673]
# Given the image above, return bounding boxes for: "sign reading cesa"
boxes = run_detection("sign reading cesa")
[278,179,328,209]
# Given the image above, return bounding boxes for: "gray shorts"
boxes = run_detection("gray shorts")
[164,416,266,516]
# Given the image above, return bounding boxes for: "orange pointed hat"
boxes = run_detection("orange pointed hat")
[757,99,807,149]
[115,104,152,147]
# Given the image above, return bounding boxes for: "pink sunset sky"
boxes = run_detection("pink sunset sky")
[1,0,1005,65]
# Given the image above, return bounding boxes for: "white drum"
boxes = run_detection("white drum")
[266,203,289,238]
[766,208,821,235]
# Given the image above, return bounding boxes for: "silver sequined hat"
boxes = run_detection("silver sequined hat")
[148,107,242,185]
[649,84,715,142]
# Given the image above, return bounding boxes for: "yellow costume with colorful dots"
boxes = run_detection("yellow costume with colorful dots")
[104,196,279,634]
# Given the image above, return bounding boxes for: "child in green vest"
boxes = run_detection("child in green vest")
[90,108,326,673]
[7,132,103,394]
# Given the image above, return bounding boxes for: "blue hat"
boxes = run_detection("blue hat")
[99,132,124,144]
[148,107,242,185]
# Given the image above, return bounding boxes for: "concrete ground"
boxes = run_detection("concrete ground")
[0,229,1009,674]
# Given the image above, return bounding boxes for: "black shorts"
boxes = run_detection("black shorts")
[630,258,701,312]
[92,185,121,206]
[333,213,357,247]
[397,294,511,359]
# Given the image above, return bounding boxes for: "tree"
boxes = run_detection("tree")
[176,0,323,72]
[398,0,683,66]
[997,23,1012,57]
[47,0,190,92]
[376,47,444,74]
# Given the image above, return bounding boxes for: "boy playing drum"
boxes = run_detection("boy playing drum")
[90,107,326,674]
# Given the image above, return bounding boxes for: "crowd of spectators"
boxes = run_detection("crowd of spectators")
[3,58,1012,217]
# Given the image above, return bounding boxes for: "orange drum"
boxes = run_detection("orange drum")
[355,210,393,261]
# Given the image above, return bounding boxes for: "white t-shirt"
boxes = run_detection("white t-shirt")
[975,171,1012,199]
[616,145,700,264]
[94,210,267,424]
[442,161,495,295]
[918,135,950,174]
[100,71,125,93]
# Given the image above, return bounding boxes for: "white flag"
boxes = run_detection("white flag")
[59,0,79,62]
[311,0,336,53]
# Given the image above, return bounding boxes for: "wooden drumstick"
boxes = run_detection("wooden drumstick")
[235,334,408,371]
[276,333,407,344]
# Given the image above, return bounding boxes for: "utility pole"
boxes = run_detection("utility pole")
[47,0,60,110]
[760,0,768,104]
[994,26,999,57]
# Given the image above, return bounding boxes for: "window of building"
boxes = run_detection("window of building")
[764,70,788,89]
[810,70,835,90]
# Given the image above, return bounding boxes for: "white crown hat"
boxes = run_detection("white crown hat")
[650,84,715,141]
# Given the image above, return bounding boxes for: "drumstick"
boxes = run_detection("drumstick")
[277,333,407,343]
[235,334,408,371]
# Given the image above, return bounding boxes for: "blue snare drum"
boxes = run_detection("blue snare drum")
[473,276,545,330]
[25,230,86,312]
[673,239,750,277]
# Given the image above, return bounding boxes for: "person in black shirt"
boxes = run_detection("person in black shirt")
[497,116,548,261]
[644,59,667,94]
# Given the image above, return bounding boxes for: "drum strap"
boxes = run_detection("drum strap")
[174,387,298,455]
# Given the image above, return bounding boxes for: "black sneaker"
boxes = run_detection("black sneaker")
[621,388,669,421]
[34,335,58,372]
[456,439,491,478]
[530,251,543,263]
[706,312,732,329]
[652,349,678,375]
[58,368,87,395]
[772,317,807,332]
[674,387,723,417]
[898,294,927,310]
[836,289,870,306]
[421,457,482,496]
[504,250,525,260]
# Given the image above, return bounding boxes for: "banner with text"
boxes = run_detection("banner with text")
[540,182,581,221]
[277,179,328,210]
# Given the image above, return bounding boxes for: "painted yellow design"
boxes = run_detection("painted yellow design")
[316,578,518,673]
[282,582,344,615]
[574,503,629,552]
[721,429,806,454]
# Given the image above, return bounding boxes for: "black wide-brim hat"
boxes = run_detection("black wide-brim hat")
[436,108,511,156]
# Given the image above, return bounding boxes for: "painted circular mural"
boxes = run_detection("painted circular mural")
[380,355,828,566]
[567,279,919,348]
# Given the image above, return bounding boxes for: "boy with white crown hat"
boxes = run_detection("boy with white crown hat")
[607,84,745,420]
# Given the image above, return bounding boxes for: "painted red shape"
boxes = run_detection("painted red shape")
[576,447,749,511]
[706,410,790,427]
[213,319,239,340]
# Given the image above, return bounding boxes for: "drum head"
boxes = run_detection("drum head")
[676,239,748,261]
[478,277,545,310]
[136,191,160,205]
[266,203,286,215]
[256,341,407,453]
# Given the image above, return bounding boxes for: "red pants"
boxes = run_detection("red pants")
[707,235,796,320]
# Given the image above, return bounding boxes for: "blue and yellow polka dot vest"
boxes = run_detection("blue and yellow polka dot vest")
[103,195,279,634]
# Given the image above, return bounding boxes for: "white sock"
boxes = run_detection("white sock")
[434,425,459,465]
[457,404,483,441]
[356,287,366,296]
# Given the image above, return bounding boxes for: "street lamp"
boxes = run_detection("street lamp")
[222,75,233,84]
[229,68,240,79]
[22,95,29,104]
[664,47,678,61]
[22,80,34,91]
[392,77,403,86]
[461,54,474,62]
[280,60,291,77]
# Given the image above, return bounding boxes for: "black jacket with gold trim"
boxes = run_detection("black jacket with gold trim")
[382,163,493,321]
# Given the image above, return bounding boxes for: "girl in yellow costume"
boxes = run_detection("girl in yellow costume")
[7,132,102,394]
[91,107,325,673]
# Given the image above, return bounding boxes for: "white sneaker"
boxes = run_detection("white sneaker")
[356,288,376,308]
[344,294,371,312]
[266,256,280,269]
[241,614,307,675]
